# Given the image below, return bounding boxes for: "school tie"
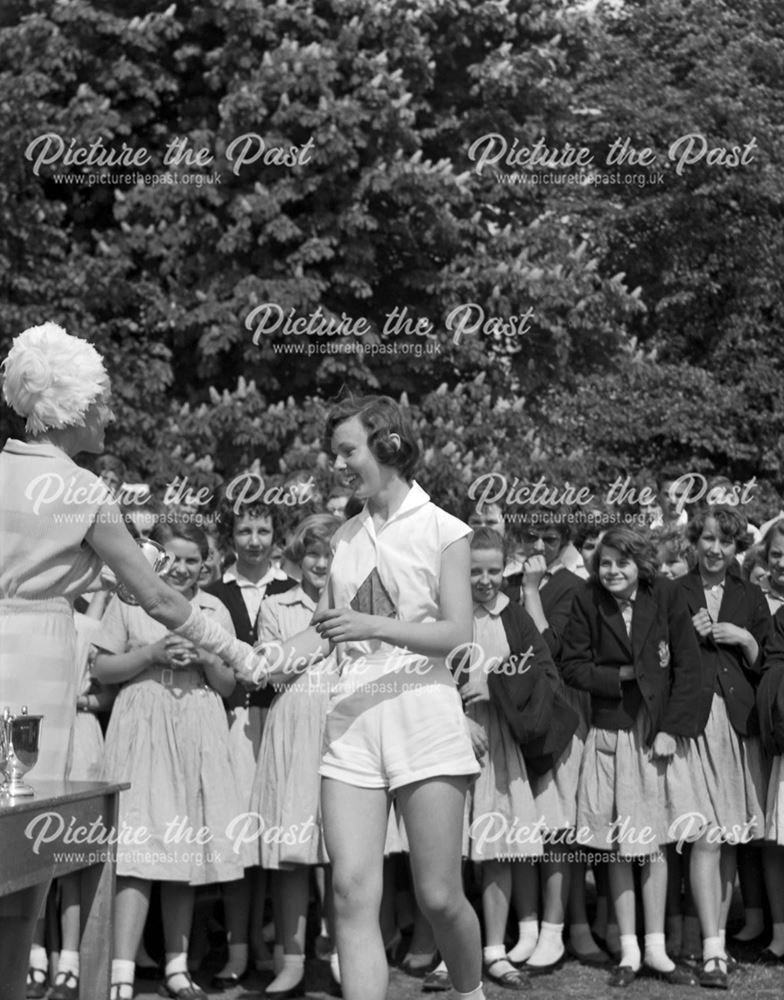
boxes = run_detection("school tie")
[618,598,633,637]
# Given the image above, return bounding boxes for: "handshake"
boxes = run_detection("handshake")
[172,606,319,689]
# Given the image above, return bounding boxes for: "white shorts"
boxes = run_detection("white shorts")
[319,660,479,792]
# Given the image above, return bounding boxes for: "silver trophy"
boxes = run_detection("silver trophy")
[0,706,44,797]
[116,538,176,605]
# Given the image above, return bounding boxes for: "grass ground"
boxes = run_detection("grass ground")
[130,939,783,1000]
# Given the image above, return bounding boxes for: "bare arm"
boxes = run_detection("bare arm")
[93,640,166,684]
[86,509,193,628]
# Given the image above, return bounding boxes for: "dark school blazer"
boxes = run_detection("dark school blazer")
[204,576,298,708]
[560,576,703,743]
[487,600,580,776]
[677,568,771,737]
[504,566,584,661]
[757,607,784,754]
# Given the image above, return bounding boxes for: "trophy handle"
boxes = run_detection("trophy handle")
[117,539,176,605]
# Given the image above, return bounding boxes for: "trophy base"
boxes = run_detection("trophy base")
[3,777,35,797]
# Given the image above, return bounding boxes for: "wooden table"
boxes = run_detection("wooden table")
[0,780,128,1000]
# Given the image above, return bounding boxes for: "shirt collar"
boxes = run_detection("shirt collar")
[223,564,288,589]
[357,480,431,533]
[700,577,725,592]
[276,585,318,612]
[474,591,510,616]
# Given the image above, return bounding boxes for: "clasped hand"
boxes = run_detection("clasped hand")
[154,635,199,668]
[651,732,677,759]
[692,610,748,646]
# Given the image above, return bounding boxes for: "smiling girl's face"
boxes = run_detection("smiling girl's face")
[695,515,737,582]
[300,543,331,600]
[164,537,203,599]
[598,545,639,600]
[469,547,505,605]
[331,416,387,500]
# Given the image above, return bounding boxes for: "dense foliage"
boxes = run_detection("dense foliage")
[0,0,781,511]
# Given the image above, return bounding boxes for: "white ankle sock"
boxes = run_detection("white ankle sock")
[56,950,80,977]
[483,944,506,964]
[644,932,674,973]
[29,944,48,973]
[110,959,135,998]
[164,954,189,991]
[619,934,641,972]
[266,954,305,994]
[330,951,341,985]
[506,918,539,963]
[527,921,565,968]
[455,985,485,1000]
[703,936,726,973]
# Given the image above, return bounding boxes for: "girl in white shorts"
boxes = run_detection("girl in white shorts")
[253,395,486,1000]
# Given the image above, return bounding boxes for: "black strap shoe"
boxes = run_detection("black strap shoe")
[699,957,728,990]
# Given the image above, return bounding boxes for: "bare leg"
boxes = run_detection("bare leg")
[160,882,196,991]
[507,860,539,963]
[266,868,309,993]
[733,843,765,940]
[527,853,568,968]
[321,778,390,1000]
[690,837,726,973]
[640,854,676,973]
[568,859,604,958]
[608,859,640,971]
[762,844,784,956]
[397,776,482,994]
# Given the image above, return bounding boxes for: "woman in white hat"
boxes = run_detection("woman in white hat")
[0,321,255,1000]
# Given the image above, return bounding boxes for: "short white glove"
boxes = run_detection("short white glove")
[173,607,269,687]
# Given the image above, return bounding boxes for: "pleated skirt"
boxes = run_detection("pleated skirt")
[102,677,246,885]
[665,693,767,847]
[576,711,668,858]
[766,754,784,844]
[465,699,542,861]
[250,661,338,868]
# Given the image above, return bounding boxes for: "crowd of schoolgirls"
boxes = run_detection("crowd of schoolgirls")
[29,461,784,1000]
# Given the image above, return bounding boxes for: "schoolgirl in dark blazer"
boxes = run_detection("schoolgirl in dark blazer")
[499,509,602,970]
[560,526,701,988]
[460,528,581,983]
[666,506,771,988]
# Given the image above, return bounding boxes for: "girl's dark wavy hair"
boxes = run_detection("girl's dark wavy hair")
[687,505,752,552]
[325,394,419,480]
[590,526,658,587]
